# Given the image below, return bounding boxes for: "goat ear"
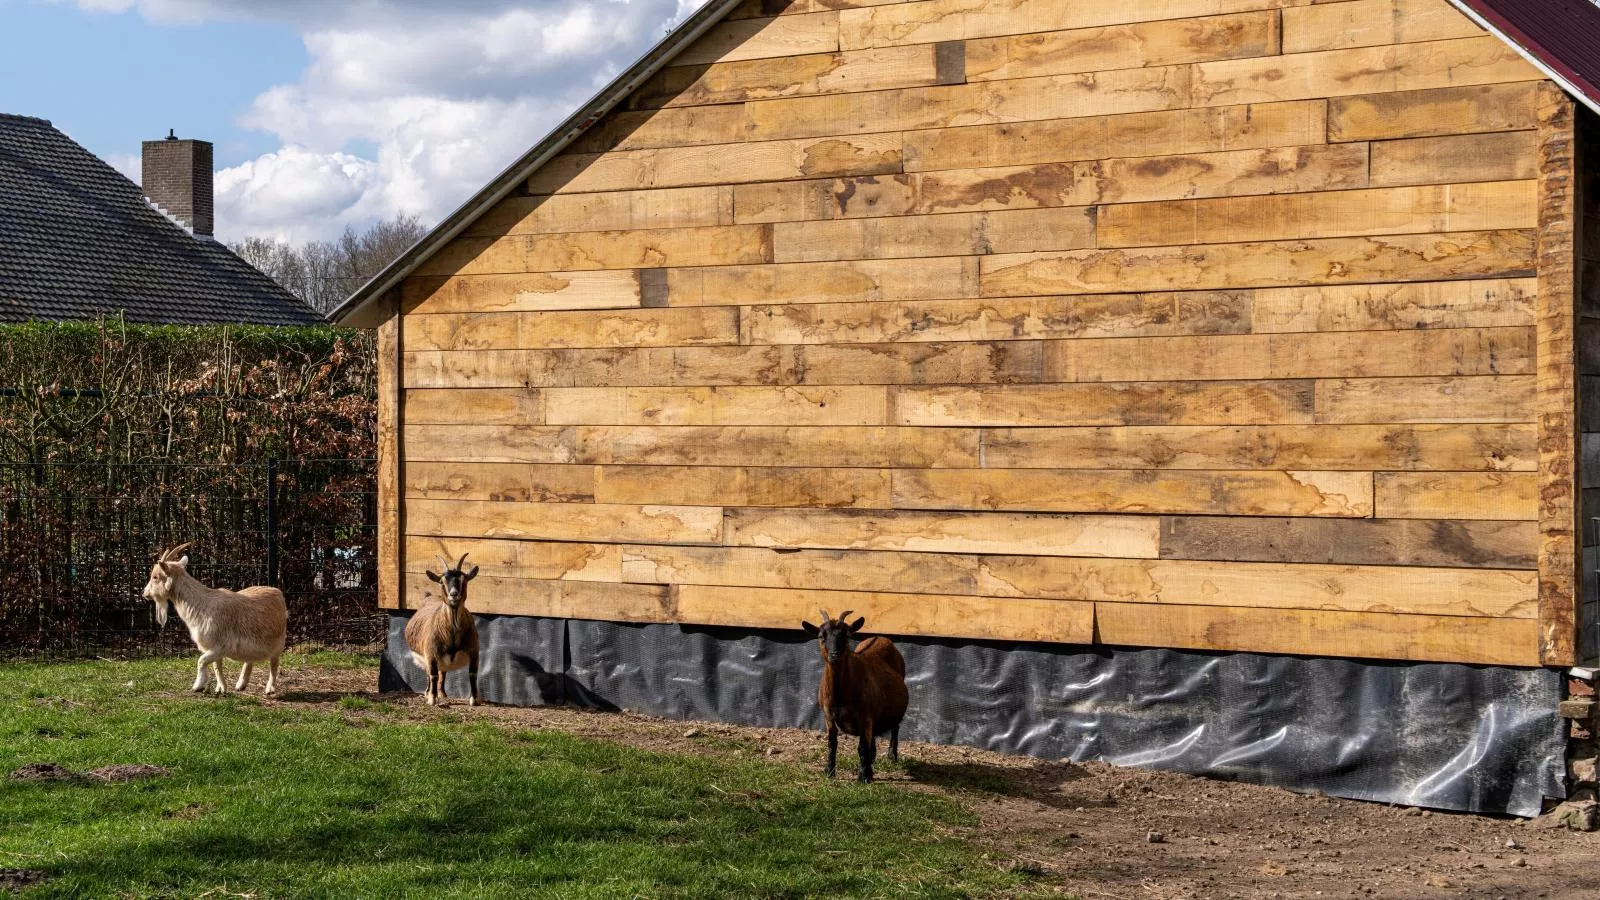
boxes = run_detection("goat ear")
[425,570,442,584]
[464,565,479,581]
[847,616,865,633]
[175,555,189,569]
[801,620,819,636]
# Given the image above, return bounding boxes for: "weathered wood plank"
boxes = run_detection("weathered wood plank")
[980,231,1536,298]
[1374,472,1539,521]
[376,290,402,611]
[1250,278,1536,333]
[1159,516,1539,569]
[735,173,916,224]
[744,65,1191,142]
[911,144,1369,215]
[414,225,774,277]
[404,536,621,583]
[772,205,1095,262]
[594,464,892,508]
[964,11,1280,83]
[405,425,580,463]
[640,45,938,109]
[404,498,724,544]
[983,423,1535,471]
[546,385,891,426]
[396,574,671,620]
[402,271,643,315]
[1096,182,1537,248]
[404,388,543,426]
[406,424,979,468]
[669,256,980,306]
[404,462,596,503]
[586,425,979,468]
[836,0,1300,51]
[1190,36,1539,108]
[1043,328,1534,384]
[565,105,748,155]
[402,307,740,352]
[1281,0,1481,53]
[1095,603,1541,665]
[902,99,1328,173]
[676,584,1095,644]
[675,11,840,66]
[892,469,1373,517]
[726,507,1162,557]
[897,380,1314,426]
[622,544,1535,618]
[1536,83,1581,664]
[1314,376,1534,425]
[1325,82,1540,142]
[743,290,1253,344]
[528,135,902,195]
[469,187,734,238]
[1368,132,1538,188]
[728,0,906,20]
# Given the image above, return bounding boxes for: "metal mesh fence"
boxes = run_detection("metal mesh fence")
[0,459,378,658]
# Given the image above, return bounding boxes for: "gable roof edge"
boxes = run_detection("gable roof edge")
[1446,0,1600,117]
[330,0,747,328]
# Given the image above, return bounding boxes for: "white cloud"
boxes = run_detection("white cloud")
[74,0,696,242]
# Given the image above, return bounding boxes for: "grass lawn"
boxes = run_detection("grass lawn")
[0,652,1040,899]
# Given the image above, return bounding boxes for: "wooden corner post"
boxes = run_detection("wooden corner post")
[375,288,404,613]
[1536,83,1580,667]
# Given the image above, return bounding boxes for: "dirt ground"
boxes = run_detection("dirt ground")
[272,667,1599,900]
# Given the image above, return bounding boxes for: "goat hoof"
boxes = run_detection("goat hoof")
[469,697,479,707]
[857,771,873,784]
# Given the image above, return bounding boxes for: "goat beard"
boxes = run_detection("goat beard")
[154,598,172,627]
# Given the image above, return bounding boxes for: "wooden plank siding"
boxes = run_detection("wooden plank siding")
[387,0,1580,666]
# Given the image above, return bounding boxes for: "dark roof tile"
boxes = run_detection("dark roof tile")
[0,113,322,325]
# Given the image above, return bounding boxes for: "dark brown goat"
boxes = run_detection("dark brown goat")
[404,552,481,707]
[801,609,908,783]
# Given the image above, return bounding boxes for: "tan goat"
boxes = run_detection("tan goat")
[142,542,288,695]
[404,552,481,706]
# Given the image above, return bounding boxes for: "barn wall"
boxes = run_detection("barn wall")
[389,0,1568,666]
[1580,106,1600,666]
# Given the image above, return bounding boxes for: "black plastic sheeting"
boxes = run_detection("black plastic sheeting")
[381,613,1566,817]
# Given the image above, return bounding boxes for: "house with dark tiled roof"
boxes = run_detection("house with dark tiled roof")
[0,114,321,325]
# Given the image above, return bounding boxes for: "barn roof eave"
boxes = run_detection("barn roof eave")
[333,0,1600,329]
[329,0,747,329]
[1446,0,1600,117]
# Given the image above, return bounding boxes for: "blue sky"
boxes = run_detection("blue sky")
[0,0,693,243]
[0,0,305,171]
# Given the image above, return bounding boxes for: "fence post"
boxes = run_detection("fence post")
[266,458,279,589]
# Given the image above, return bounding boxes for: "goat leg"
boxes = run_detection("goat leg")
[468,652,480,707]
[235,662,253,692]
[210,659,227,695]
[425,658,439,706]
[191,651,217,692]
[857,717,876,784]
[888,724,899,763]
[265,656,280,696]
[824,722,838,778]
[436,664,450,708]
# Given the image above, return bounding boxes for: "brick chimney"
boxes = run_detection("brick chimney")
[141,130,213,236]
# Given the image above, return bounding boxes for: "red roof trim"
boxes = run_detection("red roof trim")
[1452,0,1600,114]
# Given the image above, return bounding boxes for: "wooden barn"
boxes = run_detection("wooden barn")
[333,0,1600,815]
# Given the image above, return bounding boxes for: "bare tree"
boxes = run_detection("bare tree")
[230,214,427,315]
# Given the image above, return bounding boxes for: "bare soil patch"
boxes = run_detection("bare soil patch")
[256,667,1600,899]
[0,869,48,894]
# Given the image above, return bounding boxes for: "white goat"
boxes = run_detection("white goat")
[142,542,288,695]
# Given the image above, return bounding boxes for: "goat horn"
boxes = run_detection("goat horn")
[818,608,831,623]
[162,541,194,562]
[456,552,470,571]
[838,609,854,622]
[436,554,452,573]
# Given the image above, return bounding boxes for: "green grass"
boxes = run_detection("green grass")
[0,654,1038,899]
